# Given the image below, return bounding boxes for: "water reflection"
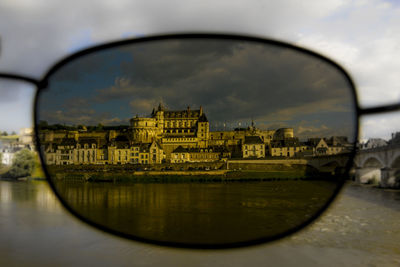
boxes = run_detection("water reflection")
[53,180,337,245]
[0,180,59,211]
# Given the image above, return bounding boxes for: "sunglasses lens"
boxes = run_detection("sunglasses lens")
[36,37,357,247]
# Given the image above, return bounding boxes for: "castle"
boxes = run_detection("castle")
[39,104,351,165]
[130,103,210,158]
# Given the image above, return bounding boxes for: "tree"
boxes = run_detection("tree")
[11,131,16,135]
[8,149,35,178]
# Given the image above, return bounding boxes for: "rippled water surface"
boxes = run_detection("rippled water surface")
[1,180,400,266]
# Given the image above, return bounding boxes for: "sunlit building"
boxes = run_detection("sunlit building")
[130,104,209,158]
[39,104,351,165]
[242,136,265,158]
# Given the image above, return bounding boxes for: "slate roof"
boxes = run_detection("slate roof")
[363,138,387,149]
[59,138,77,146]
[172,146,187,153]
[243,136,263,144]
[78,138,97,145]
[139,143,151,152]
[115,135,129,142]
[172,146,222,153]
[153,104,203,118]
[325,136,350,147]
[198,114,208,122]
[209,146,230,153]
[270,138,300,148]
[164,110,201,118]
[116,141,130,149]
[306,138,324,147]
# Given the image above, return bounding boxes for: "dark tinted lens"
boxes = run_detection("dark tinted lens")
[36,36,357,247]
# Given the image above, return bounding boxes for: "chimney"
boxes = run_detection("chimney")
[200,106,203,116]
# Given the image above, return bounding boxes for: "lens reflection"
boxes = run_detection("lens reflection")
[36,37,357,246]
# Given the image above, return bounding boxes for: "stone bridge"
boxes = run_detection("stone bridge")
[226,148,400,188]
[353,144,400,188]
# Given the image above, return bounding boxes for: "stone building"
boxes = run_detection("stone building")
[170,146,229,163]
[242,136,265,158]
[130,104,209,159]
[269,138,307,157]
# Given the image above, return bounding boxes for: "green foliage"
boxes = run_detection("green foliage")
[8,149,36,178]
[31,154,45,178]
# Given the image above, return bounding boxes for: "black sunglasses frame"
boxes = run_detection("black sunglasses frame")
[1,33,399,249]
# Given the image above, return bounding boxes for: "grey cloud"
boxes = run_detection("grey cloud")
[1,0,399,138]
[41,108,129,126]
[114,40,353,122]
[0,1,346,77]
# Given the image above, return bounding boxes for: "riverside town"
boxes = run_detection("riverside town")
[39,103,352,168]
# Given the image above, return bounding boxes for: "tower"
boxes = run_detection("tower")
[197,113,209,148]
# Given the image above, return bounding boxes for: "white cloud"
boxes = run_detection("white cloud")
[360,111,400,140]
[293,0,400,108]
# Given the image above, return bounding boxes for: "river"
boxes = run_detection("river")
[0,180,399,266]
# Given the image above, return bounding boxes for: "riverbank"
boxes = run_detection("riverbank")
[49,169,336,182]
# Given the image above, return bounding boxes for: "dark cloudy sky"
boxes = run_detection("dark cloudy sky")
[37,38,356,140]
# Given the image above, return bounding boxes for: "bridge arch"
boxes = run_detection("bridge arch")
[356,157,383,184]
[362,157,384,168]
[355,146,400,188]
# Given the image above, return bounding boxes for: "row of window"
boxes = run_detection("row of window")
[164,129,194,133]
[165,121,195,128]
[76,144,97,149]
[164,137,196,142]
[244,145,264,150]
